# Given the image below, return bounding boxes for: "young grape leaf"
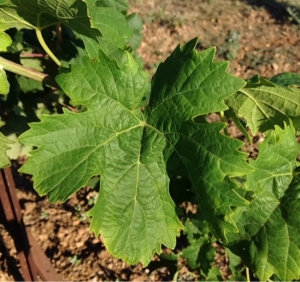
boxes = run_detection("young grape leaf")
[19,39,251,265]
[205,266,223,281]
[225,248,246,281]
[227,125,300,281]
[182,239,215,272]
[0,131,13,168]
[182,218,215,273]
[225,76,300,135]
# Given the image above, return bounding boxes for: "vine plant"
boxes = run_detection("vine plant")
[1,0,300,281]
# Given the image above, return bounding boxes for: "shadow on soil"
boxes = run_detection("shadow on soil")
[242,0,300,23]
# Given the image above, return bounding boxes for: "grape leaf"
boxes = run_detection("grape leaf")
[0,0,101,40]
[146,40,252,239]
[127,13,143,51]
[0,131,13,168]
[227,125,300,281]
[0,0,58,30]
[225,248,245,281]
[95,0,129,14]
[182,239,215,271]
[182,218,215,273]
[0,0,131,63]
[81,0,131,59]
[0,68,9,95]
[19,39,251,265]
[17,56,44,92]
[6,30,24,53]
[0,0,129,55]
[205,266,223,281]
[225,77,300,135]
[270,72,300,88]
[17,76,43,93]
[0,30,12,51]
[0,30,12,95]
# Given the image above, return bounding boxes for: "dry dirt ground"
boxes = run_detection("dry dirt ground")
[1,0,300,281]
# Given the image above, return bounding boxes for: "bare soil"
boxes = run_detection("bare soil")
[1,0,300,280]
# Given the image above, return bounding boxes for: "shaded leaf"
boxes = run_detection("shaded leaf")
[270,72,300,88]
[20,56,43,71]
[17,76,43,93]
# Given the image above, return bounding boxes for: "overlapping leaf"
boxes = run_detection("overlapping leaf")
[227,125,300,281]
[225,76,300,135]
[19,39,251,265]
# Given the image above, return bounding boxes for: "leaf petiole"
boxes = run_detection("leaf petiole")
[36,12,61,66]
[220,111,229,136]
[246,267,250,282]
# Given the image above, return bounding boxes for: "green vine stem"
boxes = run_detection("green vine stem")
[36,12,61,66]
[0,56,59,89]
